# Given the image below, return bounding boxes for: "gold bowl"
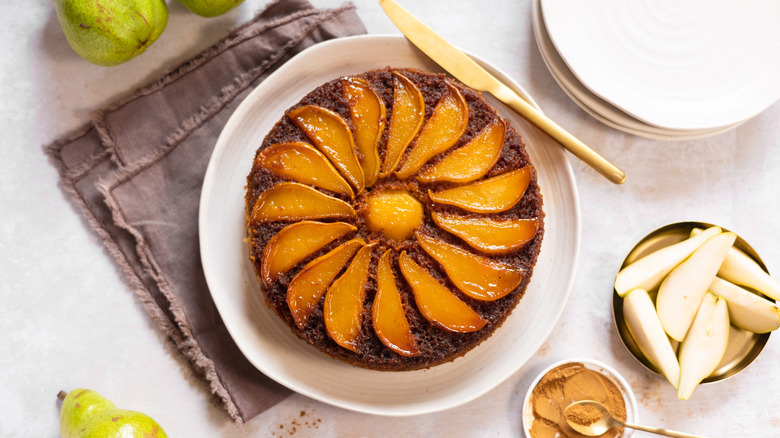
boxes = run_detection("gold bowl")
[612,221,772,383]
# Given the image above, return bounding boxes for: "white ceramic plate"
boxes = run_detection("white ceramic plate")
[540,0,780,131]
[532,0,744,140]
[199,35,580,416]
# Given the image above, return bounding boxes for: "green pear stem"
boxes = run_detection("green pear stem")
[58,391,68,401]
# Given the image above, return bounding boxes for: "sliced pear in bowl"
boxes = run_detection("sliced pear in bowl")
[428,167,531,213]
[256,142,354,198]
[691,228,780,301]
[323,245,374,352]
[415,232,524,301]
[622,288,680,388]
[416,118,505,183]
[287,105,365,192]
[342,77,386,187]
[250,182,356,224]
[398,251,486,333]
[431,212,539,255]
[372,250,421,357]
[381,72,425,176]
[395,82,469,179]
[656,231,736,341]
[614,226,721,297]
[261,221,356,286]
[709,277,780,333]
[677,293,730,400]
[287,238,364,329]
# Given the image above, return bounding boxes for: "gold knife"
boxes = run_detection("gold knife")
[378,0,626,184]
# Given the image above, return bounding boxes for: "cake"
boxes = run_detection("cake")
[245,68,544,370]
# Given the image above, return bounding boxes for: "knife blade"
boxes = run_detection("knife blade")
[379,0,626,184]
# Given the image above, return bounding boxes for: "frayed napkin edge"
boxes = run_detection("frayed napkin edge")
[43,1,361,425]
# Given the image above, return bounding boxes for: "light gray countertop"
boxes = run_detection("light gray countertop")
[2,1,778,436]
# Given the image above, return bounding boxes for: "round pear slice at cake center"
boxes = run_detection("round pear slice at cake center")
[364,190,424,241]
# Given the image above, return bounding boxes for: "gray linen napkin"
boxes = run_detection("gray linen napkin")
[45,0,366,423]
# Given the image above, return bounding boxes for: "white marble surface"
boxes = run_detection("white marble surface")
[2,0,779,436]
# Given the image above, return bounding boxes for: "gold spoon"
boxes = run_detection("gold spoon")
[564,400,709,438]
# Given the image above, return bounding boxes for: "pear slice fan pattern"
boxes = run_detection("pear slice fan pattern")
[245,68,544,370]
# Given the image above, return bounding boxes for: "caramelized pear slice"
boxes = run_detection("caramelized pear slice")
[395,82,469,179]
[287,238,365,329]
[342,77,386,187]
[428,167,532,213]
[365,190,424,241]
[250,182,356,224]
[398,251,487,333]
[380,72,425,176]
[324,245,373,352]
[372,250,421,356]
[261,221,356,286]
[257,142,354,198]
[287,105,365,192]
[432,212,539,255]
[416,232,523,301]
[416,118,505,183]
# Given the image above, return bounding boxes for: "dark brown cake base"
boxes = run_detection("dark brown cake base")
[245,68,544,370]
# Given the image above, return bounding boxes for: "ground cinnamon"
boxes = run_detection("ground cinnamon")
[529,363,626,438]
[565,403,603,427]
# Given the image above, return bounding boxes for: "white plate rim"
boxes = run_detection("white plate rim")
[531,0,744,141]
[539,0,780,131]
[199,34,581,416]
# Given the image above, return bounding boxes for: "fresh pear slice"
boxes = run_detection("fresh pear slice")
[622,288,681,388]
[323,245,373,352]
[614,226,721,297]
[261,221,356,286]
[416,232,524,301]
[398,251,487,332]
[381,72,425,175]
[709,277,780,333]
[372,250,421,356]
[250,182,356,224]
[431,212,539,255]
[287,105,365,192]
[656,232,736,341]
[691,228,780,301]
[416,118,505,183]
[365,190,424,241]
[669,337,680,355]
[677,293,730,400]
[287,239,364,329]
[395,82,469,179]
[428,167,532,213]
[256,142,354,198]
[342,77,386,187]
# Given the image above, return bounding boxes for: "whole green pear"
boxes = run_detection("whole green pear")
[59,389,168,438]
[53,0,169,66]
[176,0,245,17]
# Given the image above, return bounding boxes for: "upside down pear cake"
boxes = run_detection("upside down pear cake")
[245,68,544,370]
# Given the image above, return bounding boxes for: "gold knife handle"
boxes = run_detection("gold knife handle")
[492,84,626,184]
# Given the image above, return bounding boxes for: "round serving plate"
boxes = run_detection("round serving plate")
[540,0,780,131]
[531,0,744,141]
[521,358,638,438]
[612,221,771,383]
[199,35,581,416]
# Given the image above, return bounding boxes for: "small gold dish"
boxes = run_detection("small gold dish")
[612,221,771,383]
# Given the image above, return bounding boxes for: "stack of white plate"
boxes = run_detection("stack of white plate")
[532,0,780,140]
